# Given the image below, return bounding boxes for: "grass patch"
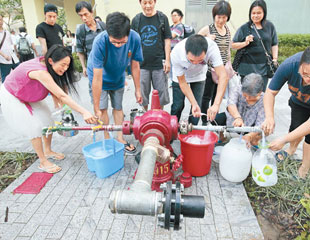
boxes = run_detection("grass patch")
[244,159,310,239]
[0,152,37,193]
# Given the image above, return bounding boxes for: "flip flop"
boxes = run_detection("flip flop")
[38,164,62,174]
[275,150,290,163]
[124,142,137,155]
[45,153,65,161]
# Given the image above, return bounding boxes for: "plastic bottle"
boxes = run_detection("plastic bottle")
[252,146,277,187]
[219,138,253,182]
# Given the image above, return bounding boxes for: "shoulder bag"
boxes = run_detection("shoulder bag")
[251,23,278,78]
[0,31,7,50]
[232,24,253,72]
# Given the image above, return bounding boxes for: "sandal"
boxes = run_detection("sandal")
[38,164,62,174]
[124,142,137,155]
[275,150,290,162]
[45,152,65,161]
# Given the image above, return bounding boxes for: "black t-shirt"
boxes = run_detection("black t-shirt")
[233,21,278,76]
[134,13,171,70]
[36,22,64,49]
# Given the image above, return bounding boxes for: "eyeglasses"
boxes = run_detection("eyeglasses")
[300,72,310,79]
[299,67,310,79]
[109,37,128,46]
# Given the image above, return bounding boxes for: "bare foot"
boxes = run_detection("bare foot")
[298,164,309,179]
[45,151,65,160]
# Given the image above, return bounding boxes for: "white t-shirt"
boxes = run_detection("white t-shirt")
[0,30,19,64]
[171,37,223,83]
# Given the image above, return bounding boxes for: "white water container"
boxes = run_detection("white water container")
[219,138,253,182]
[252,148,277,187]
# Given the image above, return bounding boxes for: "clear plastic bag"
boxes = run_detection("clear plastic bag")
[252,148,277,187]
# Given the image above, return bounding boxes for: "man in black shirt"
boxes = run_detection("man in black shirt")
[36,4,64,55]
[132,0,172,110]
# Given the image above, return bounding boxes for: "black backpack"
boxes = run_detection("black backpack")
[78,21,106,55]
[17,34,32,55]
[131,11,166,40]
[183,24,195,38]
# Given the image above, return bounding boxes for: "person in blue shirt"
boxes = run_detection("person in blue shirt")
[87,12,143,154]
[262,47,310,178]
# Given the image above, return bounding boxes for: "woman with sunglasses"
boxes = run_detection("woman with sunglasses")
[262,47,310,178]
[0,45,97,174]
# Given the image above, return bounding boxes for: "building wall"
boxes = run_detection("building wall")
[21,0,45,45]
[95,0,185,25]
[265,0,310,34]
[63,0,83,33]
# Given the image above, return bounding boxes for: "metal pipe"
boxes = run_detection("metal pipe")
[131,137,159,191]
[193,125,262,133]
[109,190,161,216]
[193,125,226,132]
[226,126,262,133]
[109,136,161,215]
[42,124,123,134]
[180,195,205,218]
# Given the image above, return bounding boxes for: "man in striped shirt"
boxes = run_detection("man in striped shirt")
[75,1,106,77]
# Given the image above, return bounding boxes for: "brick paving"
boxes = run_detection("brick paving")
[0,76,301,239]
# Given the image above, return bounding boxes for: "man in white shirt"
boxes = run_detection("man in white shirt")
[171,34,228,124]
[0,15,19,83]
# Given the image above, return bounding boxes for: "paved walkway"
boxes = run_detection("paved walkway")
[0,76,301,240]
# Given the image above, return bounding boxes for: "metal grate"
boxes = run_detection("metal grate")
[187,0,202,6]
[206,0,218,6]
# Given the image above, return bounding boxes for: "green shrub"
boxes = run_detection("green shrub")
[72,52,83,73]
[278,34,310,47]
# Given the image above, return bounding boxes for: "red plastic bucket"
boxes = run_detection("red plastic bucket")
[178,130,218,176]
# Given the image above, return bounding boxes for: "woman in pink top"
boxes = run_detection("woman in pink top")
[0,45,97,174]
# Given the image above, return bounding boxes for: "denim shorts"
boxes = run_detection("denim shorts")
[89,84,125,110]
[140,69,170,106]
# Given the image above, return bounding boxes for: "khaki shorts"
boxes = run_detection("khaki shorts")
[140,69,170,106]
[90,84,125,110]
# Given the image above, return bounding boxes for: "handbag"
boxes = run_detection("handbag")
[211,60,235,84]
[251,24,278,78]
[232,48,246,72]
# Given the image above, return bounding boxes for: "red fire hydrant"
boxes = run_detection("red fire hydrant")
[123,90,191,191]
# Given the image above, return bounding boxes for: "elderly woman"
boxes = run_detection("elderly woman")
[213,73,265,146]
[262,47,310,178]
[198,0,233,125]
[232,0,278,91]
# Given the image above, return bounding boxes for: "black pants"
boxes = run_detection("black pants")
[19,53,34,63]
[289,98,310,144]
[211,112,227,126]
[201,71,217,124]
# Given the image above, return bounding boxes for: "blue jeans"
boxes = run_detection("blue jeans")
[0,63,19,83]
[171,80,205,125]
